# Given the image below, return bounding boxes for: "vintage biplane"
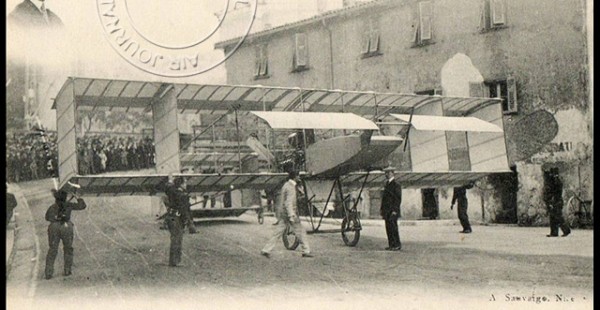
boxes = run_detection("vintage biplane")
[52,77,510,247]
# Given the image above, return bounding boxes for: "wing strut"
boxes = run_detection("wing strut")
[234,108,242,171]
[403,107,415,152]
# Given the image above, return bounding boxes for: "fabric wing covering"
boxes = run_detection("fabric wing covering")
[250,111,380,130]
[70,173,288,196]
[389,114,503,132]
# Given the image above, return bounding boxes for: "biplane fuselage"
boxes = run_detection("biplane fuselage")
[305,134,402,177]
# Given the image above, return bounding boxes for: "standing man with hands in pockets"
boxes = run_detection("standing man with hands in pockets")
[381,167,402,251]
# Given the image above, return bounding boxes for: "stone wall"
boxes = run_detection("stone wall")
[220,0,591,224]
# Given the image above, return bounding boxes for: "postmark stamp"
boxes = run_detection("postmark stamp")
[96,0,257,77]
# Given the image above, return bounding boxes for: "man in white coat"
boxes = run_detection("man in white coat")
[260,170,312,258]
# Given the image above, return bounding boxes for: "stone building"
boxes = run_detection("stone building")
[215,0,592,225]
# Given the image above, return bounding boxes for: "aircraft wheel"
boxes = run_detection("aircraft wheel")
[258,215,264,225]
[341,217,360,247]
[282,225,299,250]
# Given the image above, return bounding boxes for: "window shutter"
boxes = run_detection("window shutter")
[481,0,491,29]
[491,0,506,25]
[362,20,371,54]
[258,45,268,76]
[482,84,490,98]
[419,1,433,41]
[255,46,262,76]
[506,76,517,112]
[469,82,484,97]
[295,33,307,67]
[412,24,419,43]
[369,19,380,53]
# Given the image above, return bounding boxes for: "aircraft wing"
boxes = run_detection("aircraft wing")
[339,170,511,189]
[67,173,288,196]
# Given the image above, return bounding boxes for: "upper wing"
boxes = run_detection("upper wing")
[69,173,288,196]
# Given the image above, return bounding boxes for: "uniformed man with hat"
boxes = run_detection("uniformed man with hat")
[166,176,195,266]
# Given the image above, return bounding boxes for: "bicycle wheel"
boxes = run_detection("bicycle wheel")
[341,216,360,247]
[565,196,579,229]
[282,225,299,250]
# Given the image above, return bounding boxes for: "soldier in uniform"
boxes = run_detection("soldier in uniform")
[166,177,194,266]
[381,167,402,251]
[451,183,474,233]
[543,168,571,237]
[44,189,87,279]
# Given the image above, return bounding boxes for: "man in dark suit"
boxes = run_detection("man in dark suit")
[381,167,402,251]
[543,167,570,237]
[451,183,474,233]
[8,0,64,30]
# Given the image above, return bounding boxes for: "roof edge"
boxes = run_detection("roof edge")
[215,0,392,49]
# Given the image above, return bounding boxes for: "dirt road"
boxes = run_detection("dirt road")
[6,179,593,310]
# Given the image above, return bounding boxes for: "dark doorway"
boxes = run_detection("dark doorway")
[421,188,439,219]
[488,165,518,223]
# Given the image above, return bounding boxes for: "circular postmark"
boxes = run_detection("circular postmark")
[96,0,257,77]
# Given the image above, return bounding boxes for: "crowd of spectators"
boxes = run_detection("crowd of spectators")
[77,135,155,174]
[6,131,58,183]
[6,131,155,183]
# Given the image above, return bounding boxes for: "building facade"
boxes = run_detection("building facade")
[216,0,592,224]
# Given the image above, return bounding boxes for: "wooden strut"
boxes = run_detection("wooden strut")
[180,112,230,152]
[234,108,242,172]
[305,172,370,235]
[403,106,415,152]
[307,178,338,232]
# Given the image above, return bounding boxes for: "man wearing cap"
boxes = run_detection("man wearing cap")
[381,167,402,251]
[260,171,313,258]
[44,189,87,279]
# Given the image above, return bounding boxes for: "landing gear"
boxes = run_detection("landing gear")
[303,173,369,247]
[341,215,360,247]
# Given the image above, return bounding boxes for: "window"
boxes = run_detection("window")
[254,44,269,79]
[484,76,518,114]
[361,17,381,57]
[413,1,433,46]
[480,0,507,31]
[292,33,308,72]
